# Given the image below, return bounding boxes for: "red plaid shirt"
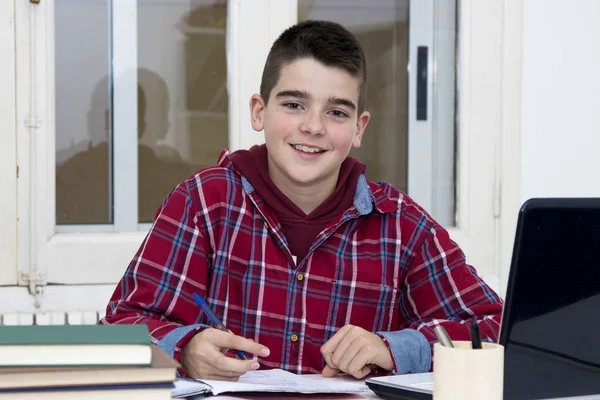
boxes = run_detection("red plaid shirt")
[101,149,502,374]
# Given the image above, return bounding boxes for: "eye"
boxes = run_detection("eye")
[284,102,302,110]
[329,110,349,118]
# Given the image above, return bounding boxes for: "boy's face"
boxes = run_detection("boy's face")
[250,58,370,194]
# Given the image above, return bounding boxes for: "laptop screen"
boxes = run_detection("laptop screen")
[501,199,600,400]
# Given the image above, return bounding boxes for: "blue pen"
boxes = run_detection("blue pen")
[192,293,249,360]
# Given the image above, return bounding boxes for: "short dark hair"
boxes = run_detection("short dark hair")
[260,20,367,113]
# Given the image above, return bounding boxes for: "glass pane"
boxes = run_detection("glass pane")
[137,0,228,222]
[298,0,409,193]
[55,0,112,225]
[298,0,457,227]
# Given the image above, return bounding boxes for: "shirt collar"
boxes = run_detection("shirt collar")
[221,148,399,216]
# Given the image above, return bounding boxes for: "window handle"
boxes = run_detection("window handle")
[416,46,428,121]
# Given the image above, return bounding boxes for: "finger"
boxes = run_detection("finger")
[321,325,352,355]
[207,330,270,358]
[192,336,260,374]
[335,336,364,373]
[207,366,249,378]
[322,364,340,378]
[345,347,376,379]
[185,359,248,381]
[204,350,262,375]
[330,327,363,367]
[202,374,241,382]
[193,365,246,380]
[321,325,352,368]
[352,366,372,380]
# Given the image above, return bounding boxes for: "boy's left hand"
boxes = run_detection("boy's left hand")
[320,324,393,379]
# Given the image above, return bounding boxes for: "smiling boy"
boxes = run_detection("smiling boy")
[101,20,503,381]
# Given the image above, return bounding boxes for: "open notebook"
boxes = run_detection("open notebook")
[172,369,370,398]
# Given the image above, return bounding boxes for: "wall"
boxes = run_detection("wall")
[5,0,600,314]
[521,0,600,201]
[496,0,600,296]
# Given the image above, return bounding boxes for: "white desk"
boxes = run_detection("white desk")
[174,394,379,400]
[172,393,600,400]
[173,394,600,400]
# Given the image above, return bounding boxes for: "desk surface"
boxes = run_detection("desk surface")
[172,393,600,400]
[169,371,600,400]
[172,394,600,400]
[174,394,379,400]
[170,386,600,400]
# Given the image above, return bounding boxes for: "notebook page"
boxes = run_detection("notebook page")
[172,378,211,398]
[203,369,369,395]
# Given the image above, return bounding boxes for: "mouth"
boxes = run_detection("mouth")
[290,144,326,154]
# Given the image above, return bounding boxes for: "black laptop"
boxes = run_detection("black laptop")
[367,198,600,400]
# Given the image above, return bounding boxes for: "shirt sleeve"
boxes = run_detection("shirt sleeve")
[99,180,212,362]
[376,329,431,374]
[393,220,504,373]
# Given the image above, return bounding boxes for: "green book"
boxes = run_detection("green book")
[0,325,152,367]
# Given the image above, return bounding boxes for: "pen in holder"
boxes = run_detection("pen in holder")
[433,341,504,400]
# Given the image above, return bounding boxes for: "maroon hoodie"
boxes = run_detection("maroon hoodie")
[229,145,366,263]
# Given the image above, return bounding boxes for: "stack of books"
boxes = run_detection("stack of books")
[0,324,178,399]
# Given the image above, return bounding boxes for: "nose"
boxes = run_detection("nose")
[300,110,325,136]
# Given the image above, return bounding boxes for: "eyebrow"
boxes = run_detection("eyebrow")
[275,90,357,111]
[327,96,356,111]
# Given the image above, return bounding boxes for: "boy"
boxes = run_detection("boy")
[101,20,502,381]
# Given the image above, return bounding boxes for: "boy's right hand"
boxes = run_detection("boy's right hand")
[180,328,270,381]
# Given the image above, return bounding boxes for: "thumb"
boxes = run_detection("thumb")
[322,365,340,378]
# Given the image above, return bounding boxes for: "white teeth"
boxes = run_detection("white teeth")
[293,145,322,153]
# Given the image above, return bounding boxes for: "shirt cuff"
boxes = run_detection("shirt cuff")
[377,329,431,374]
[157,323,210,360]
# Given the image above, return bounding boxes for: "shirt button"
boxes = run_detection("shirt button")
[296,273,304,281]
[290,334,298,342]
[263,221,269,229]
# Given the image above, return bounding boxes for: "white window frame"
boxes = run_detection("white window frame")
[446,0,512,292]
[111,0,139,232]
[7,0,520,295]
[13,0,297,286]
[438,0,498,289]
[408,0,457,228]
[498,0,523,297]
[407,0,508,291]
[0,0,18,286]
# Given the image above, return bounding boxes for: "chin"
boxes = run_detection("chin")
[291,176,317,186]
[288,172,321,186]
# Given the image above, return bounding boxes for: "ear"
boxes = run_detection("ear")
[352,111,370,148]
[249,94,266,132]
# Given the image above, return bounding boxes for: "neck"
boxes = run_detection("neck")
[267,163,338,215]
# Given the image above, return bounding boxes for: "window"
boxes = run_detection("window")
[10,0,502,293]
[296,0,500,289]
[55,0,229,230]
[14,0,295,285]
[298,0,457,227]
